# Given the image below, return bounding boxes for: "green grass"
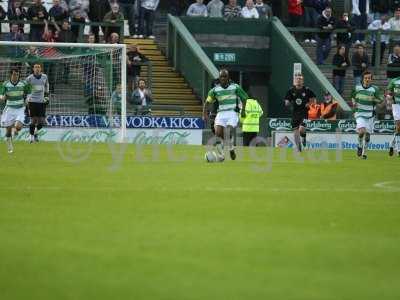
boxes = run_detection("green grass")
[0,142,400,300]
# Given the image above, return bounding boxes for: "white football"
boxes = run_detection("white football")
[205,151,218,163]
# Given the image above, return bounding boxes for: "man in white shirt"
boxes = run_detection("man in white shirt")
[368,15,390,66]
[389,8,400,50]
[241,0,259,18]
[187,0,208,17]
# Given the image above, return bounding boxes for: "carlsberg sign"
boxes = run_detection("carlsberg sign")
[267,118,395,134]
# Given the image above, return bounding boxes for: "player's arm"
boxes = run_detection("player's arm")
[375,86,386,108]
[284,90,292,107]
[350,88,357,110]
[234,85,248,116]
[44,76,50,104]
[24,81,32,102]
[203,88,215,121]
[385,79,394,104]
[0,83,5,101]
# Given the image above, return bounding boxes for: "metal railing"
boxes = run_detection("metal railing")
[166,14,219,103]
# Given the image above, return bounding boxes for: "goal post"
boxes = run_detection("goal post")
[0,41,127,142]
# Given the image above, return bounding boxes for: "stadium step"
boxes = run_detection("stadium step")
[152,88,193,94]
[141,71,180,78]
[153,93,198,100]
[152,77,185,83]
[124,38,203,117]
[153,82,189,89]
[139,49,163,56]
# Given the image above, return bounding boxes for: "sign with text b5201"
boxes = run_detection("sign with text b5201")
[213,53,236,63]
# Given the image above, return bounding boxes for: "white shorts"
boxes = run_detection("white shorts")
[392,104,400,121]
[1,106,26,127]
[356,117,374,133]
[214,110,239,128]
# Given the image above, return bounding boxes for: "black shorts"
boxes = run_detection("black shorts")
[291,116,306,129]
[28,102,46,118]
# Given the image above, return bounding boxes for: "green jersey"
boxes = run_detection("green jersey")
[351,84,383,119]
[387,77,400,104]
[206,82,248,112]
[0,80,31,108]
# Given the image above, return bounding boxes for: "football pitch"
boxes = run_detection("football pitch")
[0,142,399,300]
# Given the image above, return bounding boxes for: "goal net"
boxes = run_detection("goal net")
[0,41,127,142]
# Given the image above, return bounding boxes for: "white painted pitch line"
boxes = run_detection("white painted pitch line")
[0,185,398,193]
[373,181,400,191]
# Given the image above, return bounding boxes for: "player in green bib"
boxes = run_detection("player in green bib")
[351,71,385,159]
[386,76,400,156]
[0,68,31,153]
[203,69,248,161]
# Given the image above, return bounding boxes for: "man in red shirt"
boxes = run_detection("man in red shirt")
[288,0,303,27]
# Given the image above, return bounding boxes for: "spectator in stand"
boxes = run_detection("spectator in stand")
[111,84,122,115]
[241,0,259,18]
[0,5,6,35]
[370,0,390,21]
[109,32,120,44]
[127,44,148,92]
[54,20,75,83]
[303,1,317,44]
[389,8,400,52]
[336,12,354,54]
[391,0,400,12]
[288,0,303,28]
[139,0,160,39]
[132,78,153,115]
[224,0,242,18]
[118,0,136,38]
[187,0,208,17]
[207,0,224,18]
[88,0,111,43]
[6,23,24,42]
[351,0,369,43]
[387,44,400,79]
[269,0,281,18]
[55,19,76,42]
[315,6,335,65]
[27,0,48,42]
[69,0,89,40]
[332,45,350,96]
[8,1,27,34]
[87,32,96,44]
[103,3,124,41]
[49,0,68,23]
[42,20,57,92]
[368,15,390,66]
[6,23,25,58]
[314,0,331,15]
[255,0,273,19]
[170,0,190,16]
[352,43,370,85]
[320,91,338,120]
[308,98,321,120]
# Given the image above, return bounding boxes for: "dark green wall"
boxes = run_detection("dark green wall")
[181,17,270,68]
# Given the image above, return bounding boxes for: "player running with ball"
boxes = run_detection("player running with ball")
[203,69,248,161]
[386,76,400,157]
[0,68,31,153]
[351,71,386,159]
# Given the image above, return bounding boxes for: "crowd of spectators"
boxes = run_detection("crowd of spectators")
[0,0,160,43]
[184,0,274,19]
